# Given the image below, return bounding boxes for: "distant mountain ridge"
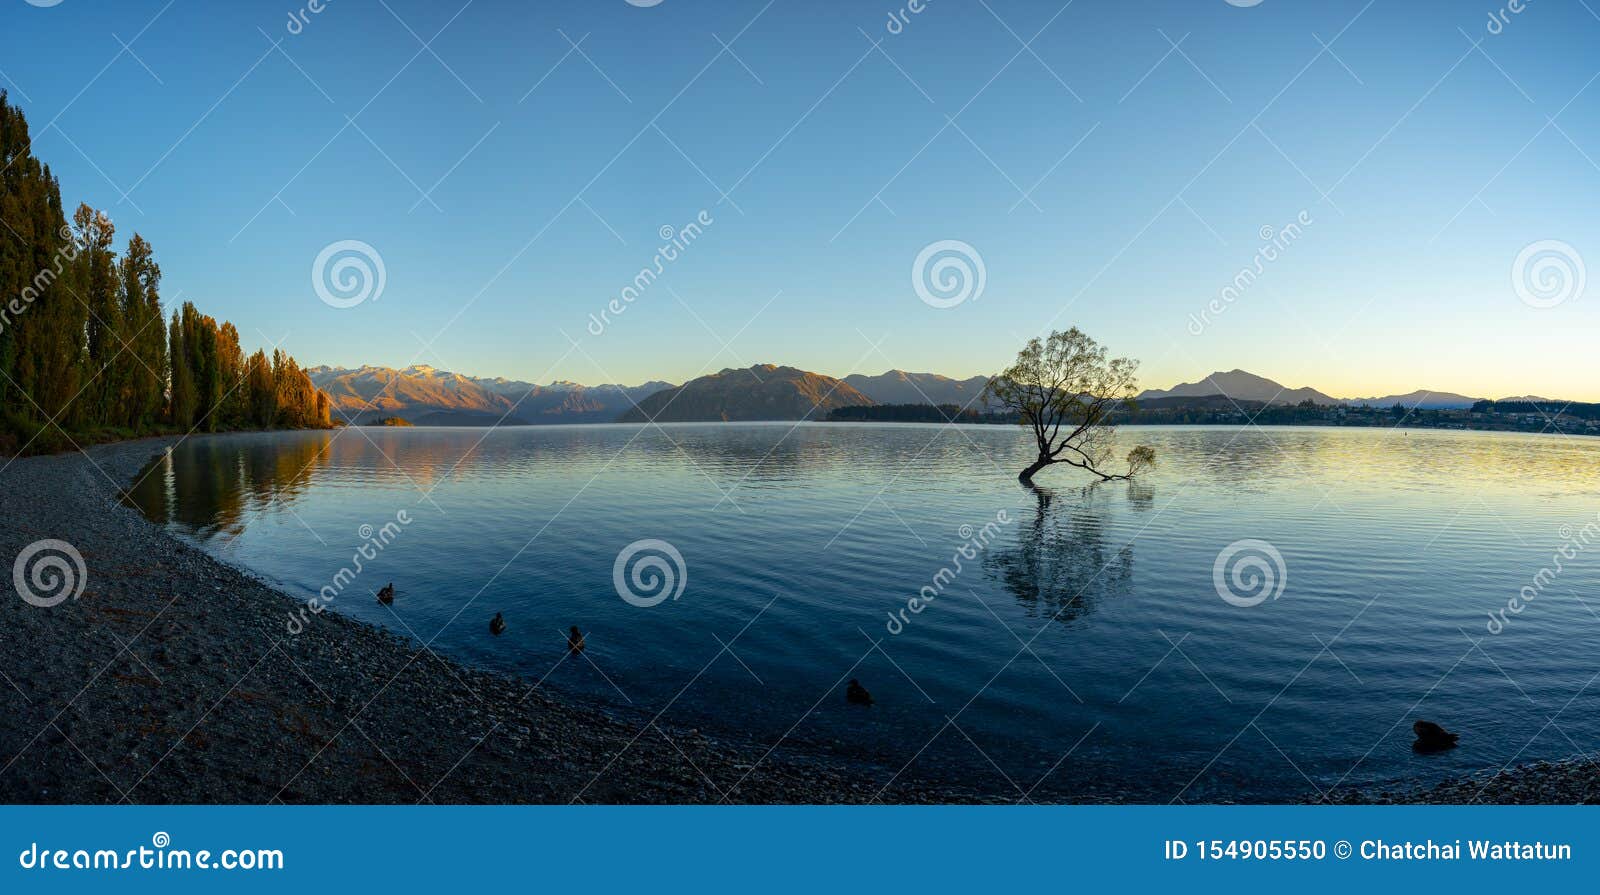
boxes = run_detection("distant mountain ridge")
[618,365,872,423]
[470,375,675,423]
[310,362,1544,425]
[1343,389,1486,410]
[843,370,992,408]
[306,365,673,425]
[308,365,514,424]
[1139,369,1342,406]
[1138,369,1486,409]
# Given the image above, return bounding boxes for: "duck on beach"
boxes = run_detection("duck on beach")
[567,625,585,653]
[846,679,874,706]
[489,612,506,636]
[376,583,394,605]
[1412,720,1459,752]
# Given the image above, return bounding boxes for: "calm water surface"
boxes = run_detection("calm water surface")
[125,424,1600,801]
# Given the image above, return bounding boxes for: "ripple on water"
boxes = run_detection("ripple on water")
[123,424,1600,801]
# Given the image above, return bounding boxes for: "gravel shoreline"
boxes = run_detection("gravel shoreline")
[1317,757,1600,805]
[0,436,999,804]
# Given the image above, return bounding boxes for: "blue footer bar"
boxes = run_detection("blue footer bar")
[2,806,1594,892]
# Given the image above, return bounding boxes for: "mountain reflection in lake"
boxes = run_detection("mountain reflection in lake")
[125,424,1600,802]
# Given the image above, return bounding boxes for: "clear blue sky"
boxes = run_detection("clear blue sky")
[5,0,1598,398]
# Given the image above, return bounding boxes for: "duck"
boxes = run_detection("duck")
[1412,720,1459,752]
[489,612,506,636]
[376,583,395,605]
[567,625,586,653]
[846,679,874,706]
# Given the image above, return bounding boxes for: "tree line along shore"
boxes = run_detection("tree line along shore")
[829,398,1600,437]
[0,92,330,457]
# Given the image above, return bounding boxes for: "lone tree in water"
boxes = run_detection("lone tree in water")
[985,328,1156,486]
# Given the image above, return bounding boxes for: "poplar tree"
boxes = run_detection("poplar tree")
[167,309,193,428]
[1,90,82,444]
[72,203,118,426]
[116,232,164,428]
[1,92,331,451]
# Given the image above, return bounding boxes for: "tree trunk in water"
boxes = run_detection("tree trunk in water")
[1018,456,1051,486]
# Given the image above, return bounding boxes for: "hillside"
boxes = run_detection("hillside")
[844,371,991,408]
[308,365,521,424]
[307,365,673,425]
[1139,369,1341,406]
[1344,389,1483,410]
[472,376,674,423]
[618,365,873,423]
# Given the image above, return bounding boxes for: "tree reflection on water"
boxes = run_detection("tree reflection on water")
[986,484,1138,625]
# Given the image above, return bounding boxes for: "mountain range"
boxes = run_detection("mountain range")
[1136,369,1484,410]
[619,365,872,423]
[842,370,992,407]
[306,365,673,425]
[308,363,1532,425]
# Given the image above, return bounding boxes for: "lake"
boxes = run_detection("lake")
[124,423,1600,802]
